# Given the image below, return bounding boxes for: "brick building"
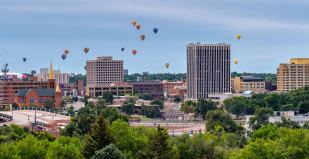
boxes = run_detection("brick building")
[127,80,164,99]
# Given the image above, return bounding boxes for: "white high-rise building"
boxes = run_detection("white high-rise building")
[35,68,69,84]
[187,43,231,99]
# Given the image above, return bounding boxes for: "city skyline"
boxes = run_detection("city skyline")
[1,0,309,74]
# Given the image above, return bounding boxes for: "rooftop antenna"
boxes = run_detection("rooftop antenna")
[1,63,9,80]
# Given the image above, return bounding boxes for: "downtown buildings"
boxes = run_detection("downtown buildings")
[277,58,309,92]
[187,43,231,99]
[35,68,69,84]
[86,56,133,97]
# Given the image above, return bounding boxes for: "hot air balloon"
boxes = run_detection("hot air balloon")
[61,54,67,60]
[132,20,137,26]
[121,48,125,52]
[22,58,27,62]
[236,34,241,40]
[21,74,28,79]
[165,63,170,68]
[140,34,145,40]
[153,28,158,34]
[132,50,137,55]
[234,59,238,64]
[64,49,69,55]
[84,47,89,54]
[84,66,87,71]
[136,24,141,30]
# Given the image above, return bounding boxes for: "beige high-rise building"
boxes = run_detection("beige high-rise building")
[277,58,309,92]
[187,43,231,99]
[233,76,266,93]
[86,56,124,86]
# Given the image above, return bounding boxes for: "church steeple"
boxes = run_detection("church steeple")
[49,61,54,80]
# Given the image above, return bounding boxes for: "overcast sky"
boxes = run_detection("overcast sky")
[0,0,309,74]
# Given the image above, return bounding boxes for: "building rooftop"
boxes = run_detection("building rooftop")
[240,76,264,82]
[16,88,56,97]
[289,58,309,64]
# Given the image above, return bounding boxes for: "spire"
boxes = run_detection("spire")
[55,84,61,93]
[49,61,54,79]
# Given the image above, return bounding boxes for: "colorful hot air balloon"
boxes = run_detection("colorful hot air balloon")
[132,50,137,55]
[153,28,158,34]
[165,63,170,68]
[21,74,28,79]
[84,47,89,54]
[22,58,27,62]
[61,54,67,60]
[132,20,137,26]
[64,49,69,55]
[236,34,241,40]
[136,24,141,30]
[140,34,145,40]
[234,59,238,64]
[121,48,125,52]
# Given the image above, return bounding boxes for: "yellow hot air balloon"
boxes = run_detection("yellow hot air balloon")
[132,20,137,26]
[165,63,170,68]
[234,59,238,64]
[140,34,145,40]
[236,34,241,40]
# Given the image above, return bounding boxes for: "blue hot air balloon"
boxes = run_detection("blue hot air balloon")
[121,48,125,52]
[153,28,158,34]
[61,54,67,60]
[22,58,27,62]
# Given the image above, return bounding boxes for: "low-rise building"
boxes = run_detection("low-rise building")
[269,111,309,126]
[14,84,62,108]
[233,76,266,93]
[127,80,164,99]
[86,82,133,97]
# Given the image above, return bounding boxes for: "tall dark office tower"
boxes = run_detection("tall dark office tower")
[187,43,231,99]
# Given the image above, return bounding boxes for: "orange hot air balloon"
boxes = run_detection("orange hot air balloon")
[132,20,137,26]
[136,24,141,30]
[64,49,69,55]
[84,47,90,54]
[236,34,241,40]
[165,63,170,68]
[132,50,137,55]
[140,34,145,40]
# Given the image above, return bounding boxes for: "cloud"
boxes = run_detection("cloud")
[1,0,308,32]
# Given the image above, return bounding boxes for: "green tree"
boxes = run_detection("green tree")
[180,101,195,114]
[101,108,128,123]
[141,105,161,118]
[103,92,114,104]
[46,137,83,159]
[249,107,273,131]
[67,106,75,116]
[276,116,300,129]
[195,99,218,119]
[205,110,244,134]
[224,97,251,116]
[45,99,55,109]
[15,135,49,159]
[151,100,164,109]
[110,120,148,159]
[148,126,173,159]
[82,112,114,159]
[298,100,309,114]
[91,144,125,159]
[122,102,135,115]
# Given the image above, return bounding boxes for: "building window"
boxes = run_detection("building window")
[39,98,45,103]
[30,98,35,103]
